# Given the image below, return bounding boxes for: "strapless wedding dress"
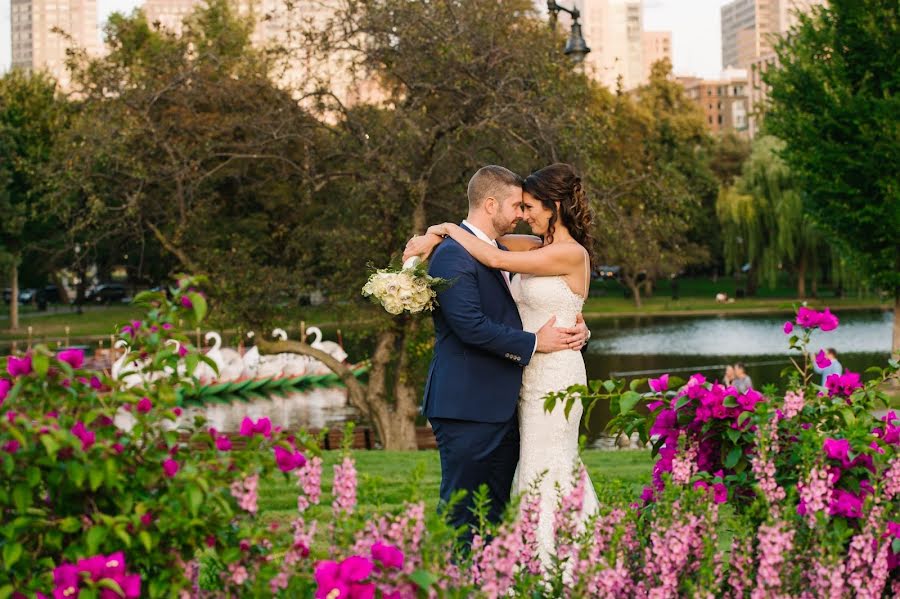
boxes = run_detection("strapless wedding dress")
[510,273,599,567]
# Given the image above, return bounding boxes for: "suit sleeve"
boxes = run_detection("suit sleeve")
[431,242,536,366]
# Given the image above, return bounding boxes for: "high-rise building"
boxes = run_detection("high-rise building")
[10,0,100,89]
[549,1,663,91]
[641,30,671,81]
[680,68,749,137]
[721,0,826,70]
[723,0,827,135]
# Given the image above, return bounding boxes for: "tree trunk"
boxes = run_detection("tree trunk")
[746,268,758,297]
[893,289,900,355]
[258,318,422,450]
[796,254,807,299]
[624,274,642,308]
[642,278,654,298]
[9,257,19,330]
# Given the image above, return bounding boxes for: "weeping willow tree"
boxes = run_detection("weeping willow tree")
[717,136,844,298]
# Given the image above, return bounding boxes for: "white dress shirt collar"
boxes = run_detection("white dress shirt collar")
[461,219,497,246]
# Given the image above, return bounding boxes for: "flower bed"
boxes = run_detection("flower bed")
[1,286,897,597]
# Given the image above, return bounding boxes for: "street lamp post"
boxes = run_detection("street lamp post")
[546,1,590,63]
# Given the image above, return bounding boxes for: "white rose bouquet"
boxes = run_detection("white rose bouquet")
[361,257,451,315]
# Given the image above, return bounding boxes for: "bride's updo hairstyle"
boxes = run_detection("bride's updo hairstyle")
[522,163,595,265]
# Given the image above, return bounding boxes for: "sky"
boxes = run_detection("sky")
[0,0,733,78]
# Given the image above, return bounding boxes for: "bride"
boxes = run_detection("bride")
[407,162,599,566]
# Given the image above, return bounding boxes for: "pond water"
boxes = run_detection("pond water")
[183,309,893,445]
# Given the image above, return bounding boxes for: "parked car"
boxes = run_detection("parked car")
[86,283,128,304]
[18,288,38,304]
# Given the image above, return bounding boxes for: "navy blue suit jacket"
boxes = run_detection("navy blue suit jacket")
[422,224,536,423]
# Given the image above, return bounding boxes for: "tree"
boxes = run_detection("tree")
[0,70,67,329]
[763,0,900,351]
[717,136,838,298]
[588,60,715,307]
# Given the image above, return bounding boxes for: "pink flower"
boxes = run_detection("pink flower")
[71,421,95,451]
[173,407,182,416]
[649,374,669,393]
[0,378,10,406]
[712,482,728,504]
[53,563,80,598]
[239,416,272,438]
[314,556,375,599]
[89,376,103,390]
[180,296,193,309]
[162,323,173,330]
[371,542,404,570]
[162,458,179,478]
[796,306,839,331]
[136,398,152,414]
[829,489,863,518]
[178,344,188,358]
[215,435,232,451]
[815,350,832,369]
[57,349,85,369]
[206,535,216,547]
[825,371,863,398]
[783,321,793,334]
[140,513,153,527]
[274,445,307,472]
[3,439,20,453]
[823,438,851,465]
[6,355,32,377]
[112,443,125,454]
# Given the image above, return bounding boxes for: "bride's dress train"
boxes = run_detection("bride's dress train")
[510,273,599,568]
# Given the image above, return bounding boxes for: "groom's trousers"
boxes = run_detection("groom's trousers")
[429,414,519,547]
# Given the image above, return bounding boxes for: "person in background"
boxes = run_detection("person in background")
[812,347,843,386]
[733,363,753,393]
[723,364,735,387]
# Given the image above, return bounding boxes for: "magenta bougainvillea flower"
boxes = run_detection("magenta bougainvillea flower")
[825,371,862,398]
[783,321,793,334]
[55,553,140,599]
[57,348,85,369]
[795,306,839,331]
[814,350,831,369]
[314,555,375,599]
[136,398,153,414]
[371,542,404,570]
[649,374,669,393]
[6,355,32,378]
[273,445,307,472]
[180,296,193,309]
[162,458,179,478]
[70,421,95,451]
[239,416,272,438]
[215,435,232,451]
[0,378,10,406]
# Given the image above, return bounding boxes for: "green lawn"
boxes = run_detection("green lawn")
[256,449,654,526]
[0,305,144,344]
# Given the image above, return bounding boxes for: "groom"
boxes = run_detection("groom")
[418,165,588,544]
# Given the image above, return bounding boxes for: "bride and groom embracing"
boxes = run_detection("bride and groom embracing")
[403,163,599,566]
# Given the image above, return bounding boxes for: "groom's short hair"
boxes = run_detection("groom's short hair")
[467,165,523,209]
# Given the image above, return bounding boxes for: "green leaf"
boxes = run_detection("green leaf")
[113,526,132,548]
[12,484,32,512]
[840,409,856,426]
[2,543,22,569]
[892,538,900,554]
[40,434,59,460]
[722,395,738,408]
[737,411,751,426]
[139,531,153,552]
[724,447,742,469]
[86,525,108,554]
[674,396,690,411]
[726,429,741,444]
[187,484,204,517]
[602,380,616,393]
[32,353,49,377]
[187,292,207,323]
[26,466,41,487]
[59,516,81,533]
[69,461,86,488]
[0,585,14,599]
[619,391,642,415]
[409,569,438,590]
[96,578,126,597]
[89,467,105,491]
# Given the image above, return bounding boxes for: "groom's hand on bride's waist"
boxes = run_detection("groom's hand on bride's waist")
[536,316,587,353]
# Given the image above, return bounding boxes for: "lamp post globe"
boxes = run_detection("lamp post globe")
[564,21,590,63]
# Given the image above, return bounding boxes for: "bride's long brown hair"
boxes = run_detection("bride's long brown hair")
[522,163,595,266]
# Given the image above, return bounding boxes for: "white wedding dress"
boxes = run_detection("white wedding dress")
[510,271,600,568]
